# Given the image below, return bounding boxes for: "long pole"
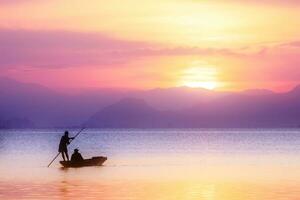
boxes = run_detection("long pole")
[47,127,86,167]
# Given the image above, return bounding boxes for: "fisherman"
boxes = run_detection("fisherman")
[71,148,84,162]
[58,131,74,161]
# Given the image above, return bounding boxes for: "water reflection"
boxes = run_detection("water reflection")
[1,129,300,199]
[1,178,300,200]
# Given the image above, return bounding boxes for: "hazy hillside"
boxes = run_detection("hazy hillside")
[1,77,300,128]
[87,87,300,128]
[0,77,123,127]
[86,98,170,128]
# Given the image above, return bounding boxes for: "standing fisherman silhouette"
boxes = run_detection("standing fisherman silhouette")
[48,128,85,167]
[59,131,75,161]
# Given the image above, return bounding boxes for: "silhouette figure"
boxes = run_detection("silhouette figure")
[58,131,74,161]
[71,148,84,162]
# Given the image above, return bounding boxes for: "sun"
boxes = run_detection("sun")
[180,65,219,90]
[183,81,218,90]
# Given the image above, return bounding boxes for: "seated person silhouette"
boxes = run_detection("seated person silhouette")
[71,148,84,162]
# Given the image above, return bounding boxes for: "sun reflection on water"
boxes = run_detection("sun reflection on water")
[2,179,300,200]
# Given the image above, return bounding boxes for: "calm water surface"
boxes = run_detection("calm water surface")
[1,129,300,200]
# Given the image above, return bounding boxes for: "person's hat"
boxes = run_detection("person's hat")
[74,148,79,152]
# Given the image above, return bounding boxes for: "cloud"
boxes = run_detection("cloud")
[235,41,300,82]
[0,29,153,68]
[0,29,242,69]
[251,0,300,5]
[1,28,298,85]
[281,41,300,48]
[0,0,38,5]
[190,0,300,6]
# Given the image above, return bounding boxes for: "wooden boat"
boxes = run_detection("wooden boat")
[60,156,107,168]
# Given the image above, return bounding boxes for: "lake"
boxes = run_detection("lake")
[1,129,300,200]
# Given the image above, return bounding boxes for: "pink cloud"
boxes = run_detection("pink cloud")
[0,0,39,5]
[233,41,300,82]
[187,0,300,6]
[1,29,300,90]
[0,29,242,69]
[0,29,153,68]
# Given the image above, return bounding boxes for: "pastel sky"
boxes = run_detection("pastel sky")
[1,0,300,91]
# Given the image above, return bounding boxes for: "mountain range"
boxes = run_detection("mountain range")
[1,77,300,128]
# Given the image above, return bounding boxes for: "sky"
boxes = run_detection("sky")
[0,0,300,91]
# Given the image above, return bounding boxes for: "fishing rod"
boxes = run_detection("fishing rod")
[47,127,86,167]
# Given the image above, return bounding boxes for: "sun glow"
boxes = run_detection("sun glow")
[180,65,220,90]
[184,81,218,90]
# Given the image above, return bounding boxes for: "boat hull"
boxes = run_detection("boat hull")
[60,156,107,168]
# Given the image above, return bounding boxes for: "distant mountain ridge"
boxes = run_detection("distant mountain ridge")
[1,77,300,128]
[86,94,300,128]
[0,118,35,129]
[86,98,160,128]
[241,89,274,96]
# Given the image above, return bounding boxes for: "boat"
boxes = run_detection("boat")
[60,156,107,168]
